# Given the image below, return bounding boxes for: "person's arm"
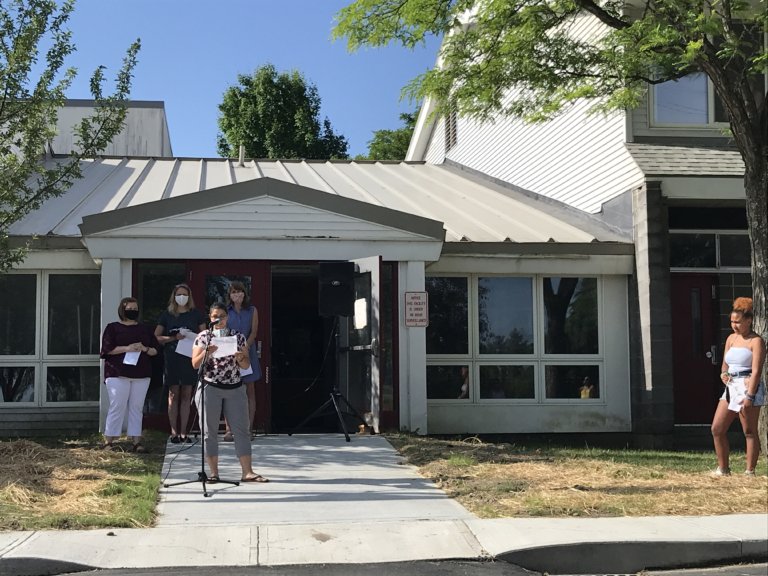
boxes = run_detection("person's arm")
[191,332,216,369]
[744,336,766,403]
[720,335,734,385]
[154,316,181,346]
[246,307,259,348]
[235,334,250,369]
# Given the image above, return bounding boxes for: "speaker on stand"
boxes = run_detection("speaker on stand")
[289,262,367,441]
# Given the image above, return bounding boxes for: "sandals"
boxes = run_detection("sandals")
[241,474,269,483]
[170,435,181,444]
[132,443,148,454]
[207,475,220,484]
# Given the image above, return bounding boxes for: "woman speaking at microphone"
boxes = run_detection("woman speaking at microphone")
[192,303,269,483]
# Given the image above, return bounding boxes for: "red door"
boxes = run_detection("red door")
[670,274,721,424]
[188,261,271,432]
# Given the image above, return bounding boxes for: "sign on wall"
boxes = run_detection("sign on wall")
[404,291,429,327]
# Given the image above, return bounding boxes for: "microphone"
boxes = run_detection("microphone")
[208,317,222,327]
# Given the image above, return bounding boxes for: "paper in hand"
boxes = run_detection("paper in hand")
[123,351,140,365]
[211,336,237,358]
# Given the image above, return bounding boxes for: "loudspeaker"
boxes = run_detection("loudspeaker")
[318,262,354,317]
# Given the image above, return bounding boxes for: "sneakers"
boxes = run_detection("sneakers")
[711,467,731,476]
[744,470,756,476]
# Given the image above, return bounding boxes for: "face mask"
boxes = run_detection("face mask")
[213,328,229,337]
[230,293,244,304]
[175,294,189,306]
[124,309,139,320]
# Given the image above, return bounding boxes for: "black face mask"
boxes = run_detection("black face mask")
[124,309,140,320]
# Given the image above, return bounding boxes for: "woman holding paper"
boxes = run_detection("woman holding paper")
[222,281,261,440]
[155,283,206,444]
[100,297,159,453]
[192,303,268,483]
[710,297,766,476]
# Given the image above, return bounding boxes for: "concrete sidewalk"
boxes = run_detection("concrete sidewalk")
[1,434,766,575]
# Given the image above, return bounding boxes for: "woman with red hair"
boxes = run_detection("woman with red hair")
[711,297,766,476]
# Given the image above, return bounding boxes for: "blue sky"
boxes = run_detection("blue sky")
[64,0,441,158]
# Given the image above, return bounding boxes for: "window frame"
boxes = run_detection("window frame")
[669,229,751,273]
[0,270,101,408]
[425,273,605,405]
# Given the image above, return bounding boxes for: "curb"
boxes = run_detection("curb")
[496,541,768,574]
[0,557,94,576]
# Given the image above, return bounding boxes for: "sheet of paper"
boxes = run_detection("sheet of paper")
[123,351,140,365]
[179,328,197,339]
[211,335,237,358]
[175,337,194,358]
[727,380,747,412]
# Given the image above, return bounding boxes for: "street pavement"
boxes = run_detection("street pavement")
[0,434,766,576]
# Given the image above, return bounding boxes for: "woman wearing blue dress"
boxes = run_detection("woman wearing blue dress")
[222,281,261,440]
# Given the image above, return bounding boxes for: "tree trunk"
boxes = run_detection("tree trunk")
[744,153,768,462]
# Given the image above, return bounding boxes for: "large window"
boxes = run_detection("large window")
[426,275,602,403]
[670,232,751,270]
[0,271,100,405]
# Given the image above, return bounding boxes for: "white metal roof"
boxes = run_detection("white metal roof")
[12,156,630,247]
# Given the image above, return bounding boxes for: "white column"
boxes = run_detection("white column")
[98,258,132,432]
[398,260,428,434]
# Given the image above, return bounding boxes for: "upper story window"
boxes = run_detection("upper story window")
[652,73,727,126]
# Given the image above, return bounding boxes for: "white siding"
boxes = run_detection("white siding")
[421,13,645,214]
[52,104,173,157]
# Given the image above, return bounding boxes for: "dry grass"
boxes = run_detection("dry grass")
[0,436,163,530]
[387,435,768,518]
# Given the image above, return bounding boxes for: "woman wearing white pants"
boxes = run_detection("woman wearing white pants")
[100,297,159,452]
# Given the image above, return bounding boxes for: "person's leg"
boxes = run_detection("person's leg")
[196,384,223,478]
[104,377,130,443]
[167,384,180,437]
[179,385,193,439]
[245,381,256,433]
[711,400,737,472]
[126,377,151,442]
[739,406,761,472]
[224,387,268,481]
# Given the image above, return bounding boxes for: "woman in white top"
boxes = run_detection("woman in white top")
[711,297,766,476]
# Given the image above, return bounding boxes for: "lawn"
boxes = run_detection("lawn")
[1,432,766,530]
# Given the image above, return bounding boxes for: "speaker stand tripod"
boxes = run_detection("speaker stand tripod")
[289,317,367,442]
[164,326,239,496]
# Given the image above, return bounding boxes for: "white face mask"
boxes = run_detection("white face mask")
[175,294,189,306]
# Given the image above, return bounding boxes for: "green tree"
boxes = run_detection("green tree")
[335,0,768,446]
[217,64,348,160]
[357,111,417,160]
[0,0,140,272]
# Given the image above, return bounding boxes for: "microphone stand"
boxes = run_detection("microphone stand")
[164,321,239,497]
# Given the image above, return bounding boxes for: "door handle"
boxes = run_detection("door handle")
[706,345,718,365]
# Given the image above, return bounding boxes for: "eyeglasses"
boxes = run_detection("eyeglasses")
[210,314,227,319]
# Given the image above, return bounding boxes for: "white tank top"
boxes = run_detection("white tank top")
[725,347,752,373]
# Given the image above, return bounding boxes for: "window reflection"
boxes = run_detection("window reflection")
[545,365,600,399]
[0,366,35,402]
[48,275,100,355]
[544,277,598,355]
[0,274,36,355]
[426,277,468,355]
[478,277,533,354]
[669,234,716,268]
[479,365,534,399]
[427,365,469,400]
[46,366,100,402]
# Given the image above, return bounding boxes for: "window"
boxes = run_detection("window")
[426,277,468,355]
[426,275,602,402]
[669,232,750,269]
[478,277,533,354]
[653,74,722,125]
[0,271,100,406]
[0,274,37,355]
[543,277,598,355]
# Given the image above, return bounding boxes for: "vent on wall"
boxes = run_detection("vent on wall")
[444,110,458,153]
